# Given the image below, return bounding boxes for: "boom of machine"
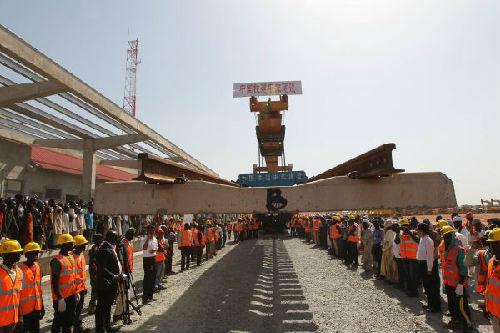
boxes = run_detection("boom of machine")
[94,81,457,215]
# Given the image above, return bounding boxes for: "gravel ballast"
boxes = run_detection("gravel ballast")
[37,235,494,332]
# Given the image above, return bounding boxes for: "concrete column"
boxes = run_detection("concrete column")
[81,139,96,202]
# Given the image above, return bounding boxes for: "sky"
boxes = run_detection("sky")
[1,0,499,205]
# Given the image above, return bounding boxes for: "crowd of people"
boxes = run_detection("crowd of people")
[8,198,500,333]
[0,195,144,250]
[290,212,500,332]
[0,209,262,333]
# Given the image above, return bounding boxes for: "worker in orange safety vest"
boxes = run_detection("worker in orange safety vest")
[72,235,89,333]
[193,225,204,266]
[50,234,78,333]
[329,216,342,258]
[205,222,214,260]
[440,225,472,331]
[483,228,500,332]
[399,218,420,298]
[227,223,233,240]
[179,224,193,271]
[20,241,44,333]
[304,218,311,243]
[345,216,360,268]
[154,228,166,291]
[0,239,23,333]
[312,217,321,245]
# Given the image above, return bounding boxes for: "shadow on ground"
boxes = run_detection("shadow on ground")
[134,235,318,332]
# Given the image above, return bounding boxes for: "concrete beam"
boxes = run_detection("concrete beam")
[0,25,217,177]
[0,70,153,157]
[0,125,35,144]
[100,159,138,169]
[0,108,75,139]
[33,134,146,151]
[0,80,66,107]
[93,172,457,215]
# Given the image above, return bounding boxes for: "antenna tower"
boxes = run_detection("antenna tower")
[122,39,140,117]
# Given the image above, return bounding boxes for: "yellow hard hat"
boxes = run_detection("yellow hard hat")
[0,239,23,254]
[73,235,88,246]
[23,242,41,254]
[399,218,409,226]
[436,220,449,231]
[487,228,500,243]
[57,234,74,246]
[440,225,455,236]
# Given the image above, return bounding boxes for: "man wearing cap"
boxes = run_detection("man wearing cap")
[440,225,473,331]
[0,239,23,333]
[20,242,44,333]
[72,235,89,332]
[50,234,78,333]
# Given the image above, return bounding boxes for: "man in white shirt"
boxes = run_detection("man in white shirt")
[417,223,441,313]
[453,216,470,248]
[141,224,158,304]
[392,223,405,290]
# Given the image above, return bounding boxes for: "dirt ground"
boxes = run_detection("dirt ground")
[413,213,500,225]
[38,234,495,332]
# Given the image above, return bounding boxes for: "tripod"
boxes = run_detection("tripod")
[120,275,142,325]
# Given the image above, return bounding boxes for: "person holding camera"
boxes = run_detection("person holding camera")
[95,231,123,333]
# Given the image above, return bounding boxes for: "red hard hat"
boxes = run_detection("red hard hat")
[156,227,164,235]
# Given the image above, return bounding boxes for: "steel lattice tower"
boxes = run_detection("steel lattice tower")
[122,39,140,117]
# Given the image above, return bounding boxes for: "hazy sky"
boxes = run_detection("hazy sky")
[1,0,499,204]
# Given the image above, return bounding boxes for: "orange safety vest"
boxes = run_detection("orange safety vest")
[476,250,489,295]
[207,228,214,242]
[201,233,206,247]
[485,258,500,318]
[180,230,193,247]
[437,240,445,277]
[227,224,232,231]
[347,224,359,243]
[51,254,76,300]
[124,239,134,272]
[156,239,166,262]
[19,262,43,316]
[313,219,320,232]
[73,253,87,294]
[330,224,342,240]
[214,229,219,242]
[442,244,466,288]
[400,233,418,260]
[0,266,22,327]
[193,229,200,247]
